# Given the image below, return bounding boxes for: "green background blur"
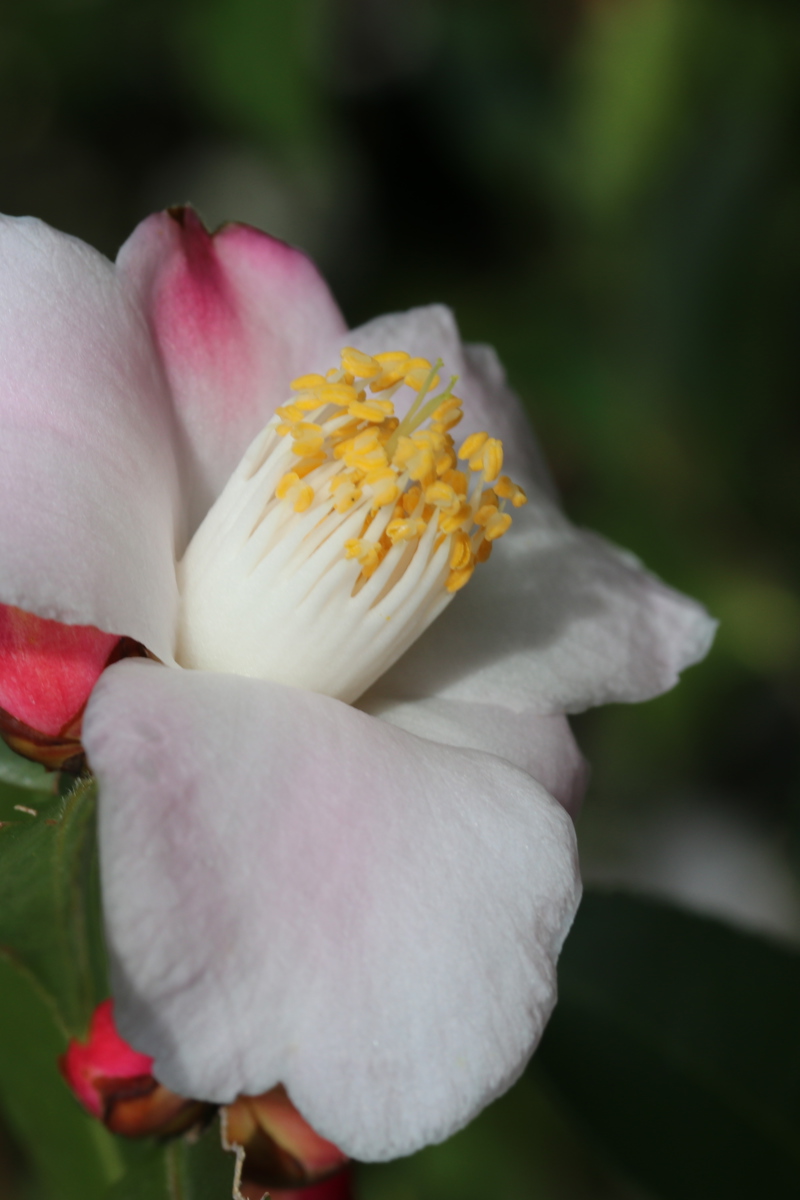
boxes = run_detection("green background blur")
[0,1,798,1197]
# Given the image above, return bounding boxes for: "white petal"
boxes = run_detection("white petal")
[0,215,180,661]
[372,486,717,714]
[360,694,589,819]
[84,660,580,1161]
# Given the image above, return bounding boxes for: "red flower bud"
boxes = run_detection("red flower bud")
[60,1000,210,1137]
[0,605,143,771]
[223,1086,349,1191]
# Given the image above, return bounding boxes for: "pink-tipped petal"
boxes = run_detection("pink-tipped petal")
[83,660,580,1162]
[0,216,180,662]
[374,486,717,715]
[117,208,347,529]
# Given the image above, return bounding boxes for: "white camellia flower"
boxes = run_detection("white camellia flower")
[0,207,715,1161]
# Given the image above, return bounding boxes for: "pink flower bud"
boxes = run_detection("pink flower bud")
[0,605,143,771]
[60,1000,210,1137]
[224,1086,349,1191]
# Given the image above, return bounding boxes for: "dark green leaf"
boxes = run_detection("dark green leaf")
[105,1121,236,1200]
[359,1068,642,1200]
[0,776,107,1036]
[537,890,800,1200]
[0,955,125,1200]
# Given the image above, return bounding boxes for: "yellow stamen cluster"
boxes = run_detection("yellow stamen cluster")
[273,347,527,593]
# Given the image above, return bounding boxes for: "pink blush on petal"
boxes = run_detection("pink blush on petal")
[0,606,118,736]
[152,208,249,413]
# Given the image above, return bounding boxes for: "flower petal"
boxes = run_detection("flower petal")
[84,660,580,1162]
[371,486,717,715]
[118,208,347,529]
[316,305,552,487]
[359,694,589,819]
[0,215,180,661]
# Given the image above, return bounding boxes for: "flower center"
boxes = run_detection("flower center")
[175,347,526,703]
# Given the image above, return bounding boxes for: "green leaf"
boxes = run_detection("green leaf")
[358,1067,639,1200]
[0,955,126,1200]
[537,890,800,1200]
[0,737,58,792]
[106,1121,236,1200]
[0,776,107,1036]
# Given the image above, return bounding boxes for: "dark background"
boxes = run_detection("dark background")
[0,1,798,1197]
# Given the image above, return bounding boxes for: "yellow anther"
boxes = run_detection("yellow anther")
[291,422,325,457]
[276,471,300,500]
[294,395,328,412]
[333,483,363,513]
[446,564,475,593]
[449,531,473,572]
[494,475,528,507]
[431,397,463,432]
[344,537,383,577]
[476,538,493,563]
[474,437,503,483]
[316,383,359,406]
[365,469,399,509]
[407,447,436,485]
[439,501,473,534]
[293,452,328,478]
[435,448,456,477]
[405,358,441,391]
[341,347,382,379]
[348,399,393,424]
[275,404,304,424]
[401,486,422,515]
[458,431,488,461]
[369,351,410,392]
[276,472,314,513]
[475,503,498,527]
[387,517,426,543]
[425,482,458,508]
[375,351,410,368]
[291,373,326,390]
[484,511,513,541]
[442,468,468,496]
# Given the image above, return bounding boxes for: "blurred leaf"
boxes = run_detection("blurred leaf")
[0,955,125,1200]
[359,1066,639,1200]
[0,776,106,1037]
[178,0,328,152]
[0,738,58,792]
[538,890,800,1199]
[106,1121,235,1200]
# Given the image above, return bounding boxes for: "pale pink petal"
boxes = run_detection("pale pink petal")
[314,305,552,487]
[117,208,347,528]
[358,694,589,819]
[0,216,180,661]
[372,486,717,715]
[83,660,580,1162]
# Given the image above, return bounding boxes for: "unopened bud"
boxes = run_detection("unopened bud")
[223,1086,349,1192]
[0,605,146,772]
[60,1000,211,1137]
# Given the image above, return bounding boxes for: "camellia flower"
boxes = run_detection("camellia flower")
[0,207,714,1162]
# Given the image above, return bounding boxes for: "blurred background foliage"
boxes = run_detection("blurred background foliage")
[0,0,799,1197]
